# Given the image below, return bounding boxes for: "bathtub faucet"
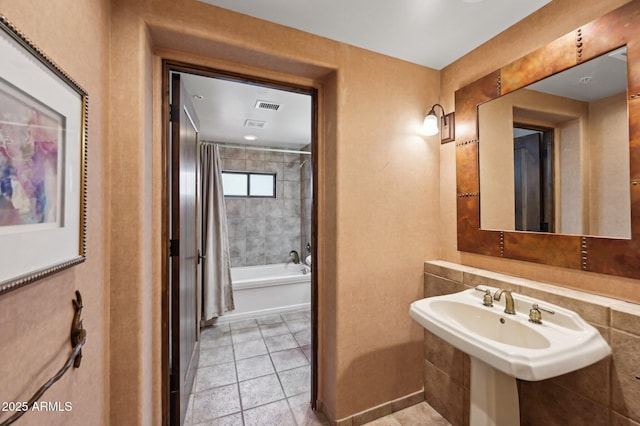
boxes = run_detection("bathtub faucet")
[289,250,300,264]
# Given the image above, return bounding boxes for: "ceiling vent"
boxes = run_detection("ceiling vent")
[255,100,282,111]
[245,119,268,129]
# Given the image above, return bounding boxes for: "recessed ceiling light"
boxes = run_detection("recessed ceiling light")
[244,135,258,141]
[193,94,204,100]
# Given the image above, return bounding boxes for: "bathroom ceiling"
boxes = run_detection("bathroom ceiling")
[184,0,553,150]
[181,73,313,150]
[197,0,551,70]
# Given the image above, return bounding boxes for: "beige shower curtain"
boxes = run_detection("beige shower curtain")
[200,143,234,320]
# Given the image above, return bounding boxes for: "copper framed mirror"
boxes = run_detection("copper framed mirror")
[454,2,640,279]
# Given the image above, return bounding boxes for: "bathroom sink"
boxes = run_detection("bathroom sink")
[429,299,551,350]
[410,287,610,381]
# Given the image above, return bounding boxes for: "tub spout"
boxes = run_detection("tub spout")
[289,250,300,264]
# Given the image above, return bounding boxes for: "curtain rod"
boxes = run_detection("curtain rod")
[201,141,311,156]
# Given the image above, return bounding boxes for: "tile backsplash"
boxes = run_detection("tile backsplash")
[422,260,640,426]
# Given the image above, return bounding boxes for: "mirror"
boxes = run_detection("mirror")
[478,47,630,238]
[454,1,640,280]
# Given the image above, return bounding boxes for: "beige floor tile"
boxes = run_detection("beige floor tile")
[194,311,452,426]
[391,402,451,425]
[362,402,451,426]
[362,414,402,426]
[288,393,330,426]
[243,399,297,426]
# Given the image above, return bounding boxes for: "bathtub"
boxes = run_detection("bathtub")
[221,263,311,322]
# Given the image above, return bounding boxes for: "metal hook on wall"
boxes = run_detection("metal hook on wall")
[0,291,87,426]
[71,290,86,368]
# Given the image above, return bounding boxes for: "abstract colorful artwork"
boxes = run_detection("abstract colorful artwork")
[0,80,62,227]
[0,15,87,295]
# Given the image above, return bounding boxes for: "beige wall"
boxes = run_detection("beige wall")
[589,93,631,238]
[558,116,587,234]
[2,0,638,425]
[439,0,640,303]
[0,0,110,425]
[110,0,441,422]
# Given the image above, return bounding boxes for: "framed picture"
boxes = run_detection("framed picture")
[0,16,88,295]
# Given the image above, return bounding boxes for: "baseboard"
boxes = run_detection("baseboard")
[322,389,424,426]
[202,303,311,326]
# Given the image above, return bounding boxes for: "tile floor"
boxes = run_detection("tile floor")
[361,403,451,426]
[184,309,329,425]
[184,308,450,426]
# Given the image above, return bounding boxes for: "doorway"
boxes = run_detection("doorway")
[162,61,319,425]
[513,125,554,232]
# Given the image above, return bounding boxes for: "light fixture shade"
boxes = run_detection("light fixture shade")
[422,113,439,136]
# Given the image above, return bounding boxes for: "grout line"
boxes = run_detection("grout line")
[229,333,246,426]
[268,313,302,424]
[199,310,311,426]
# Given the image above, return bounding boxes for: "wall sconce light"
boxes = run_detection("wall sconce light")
[422,103,455,143]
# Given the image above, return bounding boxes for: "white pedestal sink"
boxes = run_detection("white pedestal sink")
[410,287,610,426]
[470,358,520,425]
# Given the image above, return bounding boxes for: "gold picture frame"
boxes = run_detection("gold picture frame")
[0,16,88,295]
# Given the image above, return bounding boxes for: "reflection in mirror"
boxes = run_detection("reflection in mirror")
[513,126,554,232]
[478,46,630,238]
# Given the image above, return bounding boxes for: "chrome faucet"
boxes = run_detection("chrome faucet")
[289,250,300,264]
[493,289,516,314]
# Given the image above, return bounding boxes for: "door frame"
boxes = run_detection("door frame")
[513,123,555,233]
[161,60,320,424]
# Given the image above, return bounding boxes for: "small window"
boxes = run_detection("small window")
[221,172,248,196]
[221,171,276,198]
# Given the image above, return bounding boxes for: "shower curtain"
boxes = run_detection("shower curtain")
[200,143,234,320]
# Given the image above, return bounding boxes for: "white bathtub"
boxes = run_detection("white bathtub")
[221,263,311,322]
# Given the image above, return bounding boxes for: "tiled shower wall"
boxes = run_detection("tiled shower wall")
[220,144,310,267]
[300,143,312,263]
[422,260,640,426]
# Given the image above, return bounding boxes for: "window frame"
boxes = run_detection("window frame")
[221,170,277,198]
